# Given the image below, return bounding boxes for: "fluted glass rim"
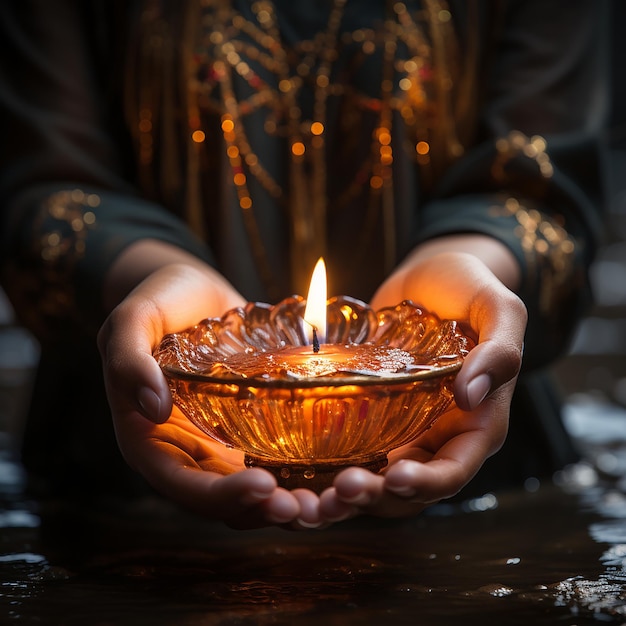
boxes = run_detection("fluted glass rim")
[154,295,472,388]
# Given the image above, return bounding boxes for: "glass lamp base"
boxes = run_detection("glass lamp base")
[244,454,388,493]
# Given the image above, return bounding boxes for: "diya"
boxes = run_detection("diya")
[153,260,473,492]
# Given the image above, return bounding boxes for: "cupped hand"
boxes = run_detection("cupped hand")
[319,241,527,522]
[97,258,311,529]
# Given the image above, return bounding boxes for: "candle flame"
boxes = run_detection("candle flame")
[304,257,327,345]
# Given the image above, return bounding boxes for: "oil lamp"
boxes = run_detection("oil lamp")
[153,259,473,492]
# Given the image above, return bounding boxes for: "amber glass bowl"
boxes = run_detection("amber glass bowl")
[153,297,473,491]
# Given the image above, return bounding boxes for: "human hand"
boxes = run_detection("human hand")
[97,249,313,528]
[317,239,527,522]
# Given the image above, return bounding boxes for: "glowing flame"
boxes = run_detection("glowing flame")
[303,258,327,345]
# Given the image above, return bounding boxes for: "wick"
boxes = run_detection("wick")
[312,327,320,353]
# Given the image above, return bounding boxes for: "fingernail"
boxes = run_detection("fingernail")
[466,373,492,409]
[138,387,162,421]
[385,484,417,498]
[249,490,272,501]
[340,492,371,506]
[240,490,273,506]
[296,518,323,529]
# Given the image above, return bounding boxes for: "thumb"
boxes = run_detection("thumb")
[98,301,173,423]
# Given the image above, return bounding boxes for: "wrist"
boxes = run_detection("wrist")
[102,239,213,313]
[406,234,521,292]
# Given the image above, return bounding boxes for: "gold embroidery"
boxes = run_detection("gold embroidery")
[134,0,472,297]
[190,0,464,294]
[38,190,99,263]
[493,130,554,181]
[7,190,99,337]
[494,197,576,314]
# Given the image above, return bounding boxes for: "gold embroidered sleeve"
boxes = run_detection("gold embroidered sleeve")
[413,126,602,369]
[2,187,214,341]
[3,190,100,339]
[493,197,577,317]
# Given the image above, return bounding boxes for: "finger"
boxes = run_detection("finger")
[139,437,273,508]
[321,467,427,520]
[115,414,271,509]
[384,456,474,504]
[318,487,359,523]
[318,467,385,522]
[98,305,173,423]
[371,252,527,411]
[289,489,325,529]
[332,467,385,505]
[121,263,245,334]
[144,454,300,528]
[113,409,302,528]
[454,291,525,411]
[98,266,245,423]
[231,487,302,529]
[454,339,522,412]
[384,398,510,503]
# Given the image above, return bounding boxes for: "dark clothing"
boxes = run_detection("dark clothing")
[0,0,609,498]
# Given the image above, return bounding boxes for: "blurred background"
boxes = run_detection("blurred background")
[549,0,626,446]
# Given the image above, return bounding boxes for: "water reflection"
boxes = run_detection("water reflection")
[551,396,626,621]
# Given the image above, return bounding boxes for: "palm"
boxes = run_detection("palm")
[114,405,309,528]
[121,407,246,475]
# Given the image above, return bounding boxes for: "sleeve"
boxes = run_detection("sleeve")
[415,0,609,370]
[0,1,213,341]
